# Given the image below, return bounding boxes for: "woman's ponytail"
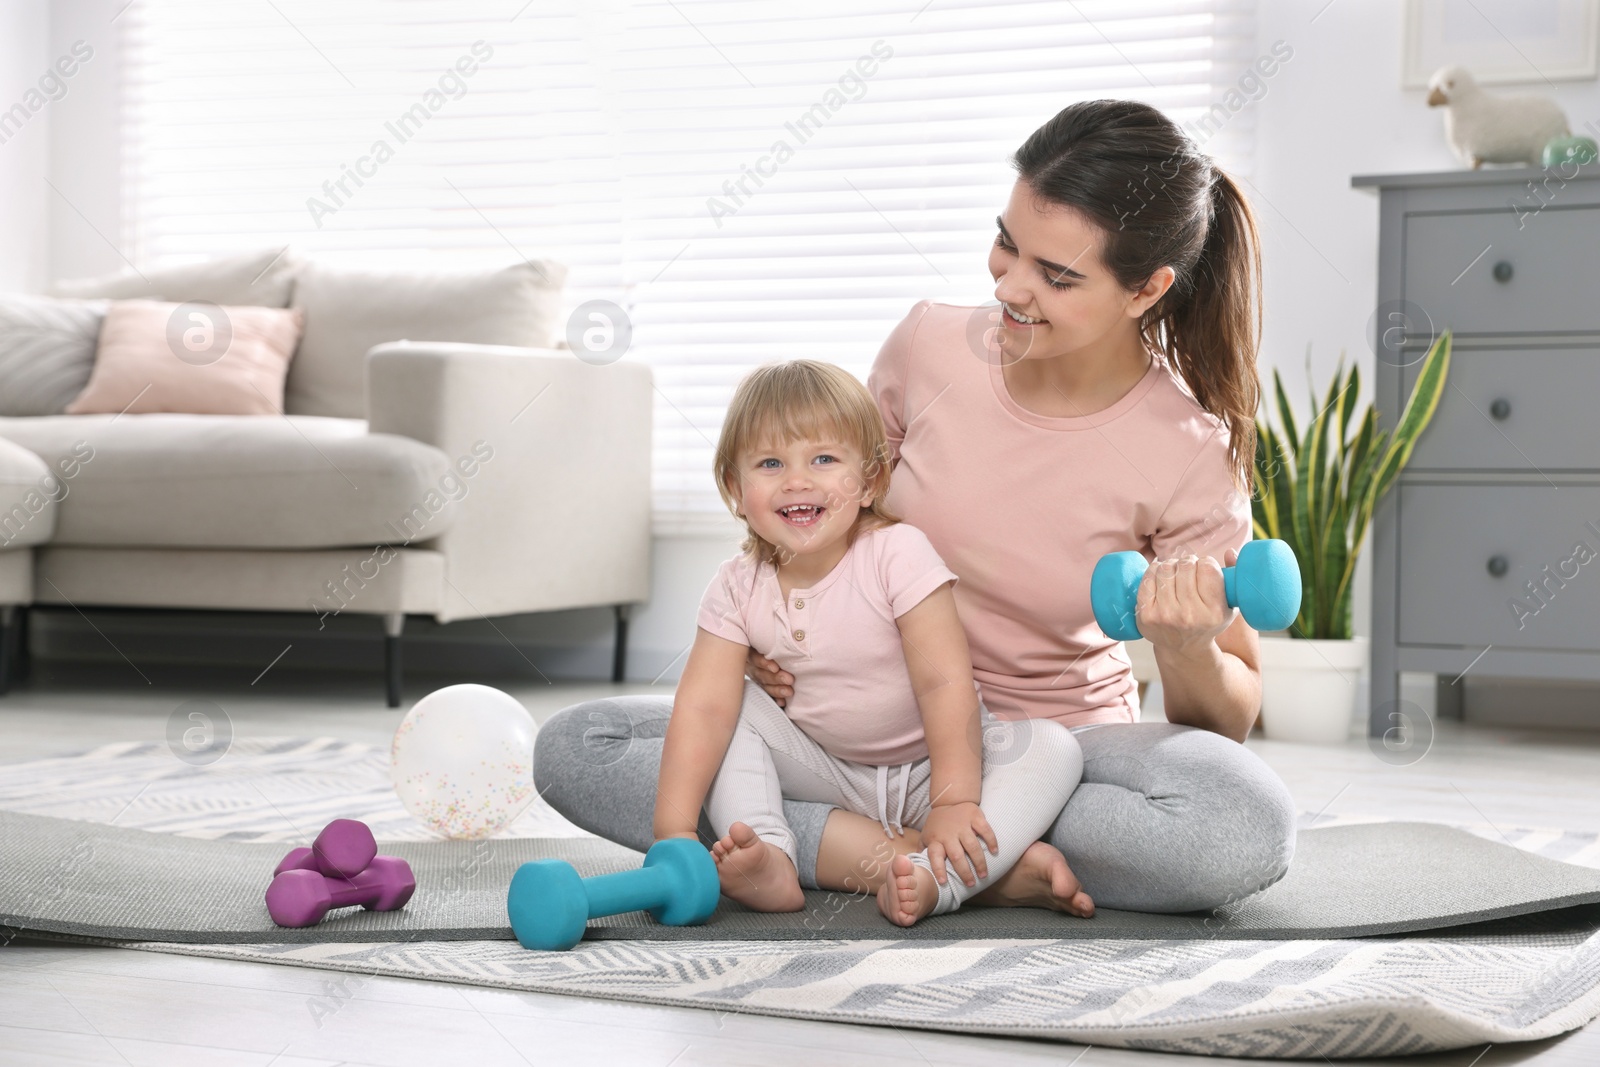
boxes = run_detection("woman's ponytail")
[1155,169,1262,490]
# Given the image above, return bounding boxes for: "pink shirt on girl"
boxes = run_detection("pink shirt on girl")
[868,301,1252,728]
[697,523,958,765]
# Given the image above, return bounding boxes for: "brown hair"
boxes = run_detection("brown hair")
[714,360,898,565]
[1011,99,1262,489]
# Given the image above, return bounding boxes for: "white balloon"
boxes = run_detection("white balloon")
[390,684,537,839]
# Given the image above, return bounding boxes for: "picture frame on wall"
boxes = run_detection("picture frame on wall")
[1402,0,1599,87]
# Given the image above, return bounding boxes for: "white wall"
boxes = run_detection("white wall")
[48,0,124,282]
[0,0,51,291]
[0,0,123,291]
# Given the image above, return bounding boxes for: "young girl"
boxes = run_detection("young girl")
[652,359,1092,925]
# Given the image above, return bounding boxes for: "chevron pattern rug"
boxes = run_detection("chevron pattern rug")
[5,737,1600,1060]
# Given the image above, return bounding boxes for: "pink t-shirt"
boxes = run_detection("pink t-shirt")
[697,523,959,764]
[868,300,1252,728]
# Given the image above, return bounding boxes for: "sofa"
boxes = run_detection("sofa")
[0,248,652,705]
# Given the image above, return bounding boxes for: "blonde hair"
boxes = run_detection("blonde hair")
[715,360,898,565]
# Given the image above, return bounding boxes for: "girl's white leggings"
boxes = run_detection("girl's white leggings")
[704,679,1083,915]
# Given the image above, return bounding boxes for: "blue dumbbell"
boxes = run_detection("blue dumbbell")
[1090,539,1302,641]
[506,838,720,951]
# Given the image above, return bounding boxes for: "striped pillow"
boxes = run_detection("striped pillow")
[0,293,108,417]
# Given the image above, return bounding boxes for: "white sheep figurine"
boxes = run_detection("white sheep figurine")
[1427,65,1569,168]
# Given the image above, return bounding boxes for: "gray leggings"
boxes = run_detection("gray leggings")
[534,691,1299,913]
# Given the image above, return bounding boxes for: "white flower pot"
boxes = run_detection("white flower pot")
[1257,636,1369,743]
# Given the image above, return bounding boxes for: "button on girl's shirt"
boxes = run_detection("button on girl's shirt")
[794,599,805,609]
[793,629,806,641]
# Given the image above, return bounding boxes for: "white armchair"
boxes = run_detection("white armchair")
[366,340,652,677]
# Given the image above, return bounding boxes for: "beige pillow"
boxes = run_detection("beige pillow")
[50,247,301,308]
[286,259,566,418]
[66,299,305,416]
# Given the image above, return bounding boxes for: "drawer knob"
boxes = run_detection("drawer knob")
[1489,397,1511,420]
[1487,555,1509,577]
[1492,260,1514,283]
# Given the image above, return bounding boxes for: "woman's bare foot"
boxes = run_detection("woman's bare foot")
[971,840,1094,918]
[876,854,940,927]
[710,822,805,912]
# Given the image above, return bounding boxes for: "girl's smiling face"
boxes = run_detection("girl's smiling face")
[987,180,1174,363]
[733,433,871,564]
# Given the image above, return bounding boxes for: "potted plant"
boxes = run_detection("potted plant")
[1249,331,1452,742]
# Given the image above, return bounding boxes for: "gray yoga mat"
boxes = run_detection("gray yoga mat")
[5,809,1600,945]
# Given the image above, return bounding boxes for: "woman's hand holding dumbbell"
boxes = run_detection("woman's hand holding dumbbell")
[1132,549,1238,656]
[1090,539,1302,644]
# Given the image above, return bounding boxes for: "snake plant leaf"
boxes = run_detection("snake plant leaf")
[1251,426,1275,540]
[1309,374,1342,622]
[1367,330,1453,512]
[1312,373,1341,566]
[1346,405,1377,495]
[1251,510,1272,542]
[1320,355,1347,431]
[1255,417,1299,601]
[1295,400,1331,637]
[1291,403,1319,605]
[1348,425,1391,550]
[1253,422,1274,538]
[1260,420,1294,542]
[1273,368,1299,457]
[1332,567,1355,638]
[1318,436,1345,568]
[1320,490,1351,637]
[1251,508,1273,543]
[1338,359,1361,450]
[1271,426,1295,544]
[1304,341,1318,421]
[1334,424,1387,634]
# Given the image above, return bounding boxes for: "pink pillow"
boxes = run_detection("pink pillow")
[66,299,304,416]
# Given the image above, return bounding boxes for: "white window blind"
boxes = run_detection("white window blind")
[122,0,1259,532]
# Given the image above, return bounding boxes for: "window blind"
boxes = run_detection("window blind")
[121,0,1259,532]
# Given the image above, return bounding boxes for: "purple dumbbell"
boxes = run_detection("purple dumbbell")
[266,855,417,928]
[273,818,379,880]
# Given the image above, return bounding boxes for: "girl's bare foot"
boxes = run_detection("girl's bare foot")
[876,854,940,927]
[711,821,805,912]
[971,840,1094,918]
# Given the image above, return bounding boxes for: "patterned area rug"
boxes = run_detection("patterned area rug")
[4,737,1600,1060]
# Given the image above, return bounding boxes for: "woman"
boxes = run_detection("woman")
[534,99,1297,914]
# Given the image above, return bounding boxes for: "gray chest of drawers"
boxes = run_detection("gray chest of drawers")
[1354,165,1600,737]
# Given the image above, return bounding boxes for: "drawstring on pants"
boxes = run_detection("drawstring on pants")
[873,761,914,837]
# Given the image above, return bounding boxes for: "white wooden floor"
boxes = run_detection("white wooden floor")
[2,662,1599,1066]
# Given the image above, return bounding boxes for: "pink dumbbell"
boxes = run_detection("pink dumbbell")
[266,856,417,928]
[274,818,379,880]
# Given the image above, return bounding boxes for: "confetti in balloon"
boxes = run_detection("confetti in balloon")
[390,684,536,839]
